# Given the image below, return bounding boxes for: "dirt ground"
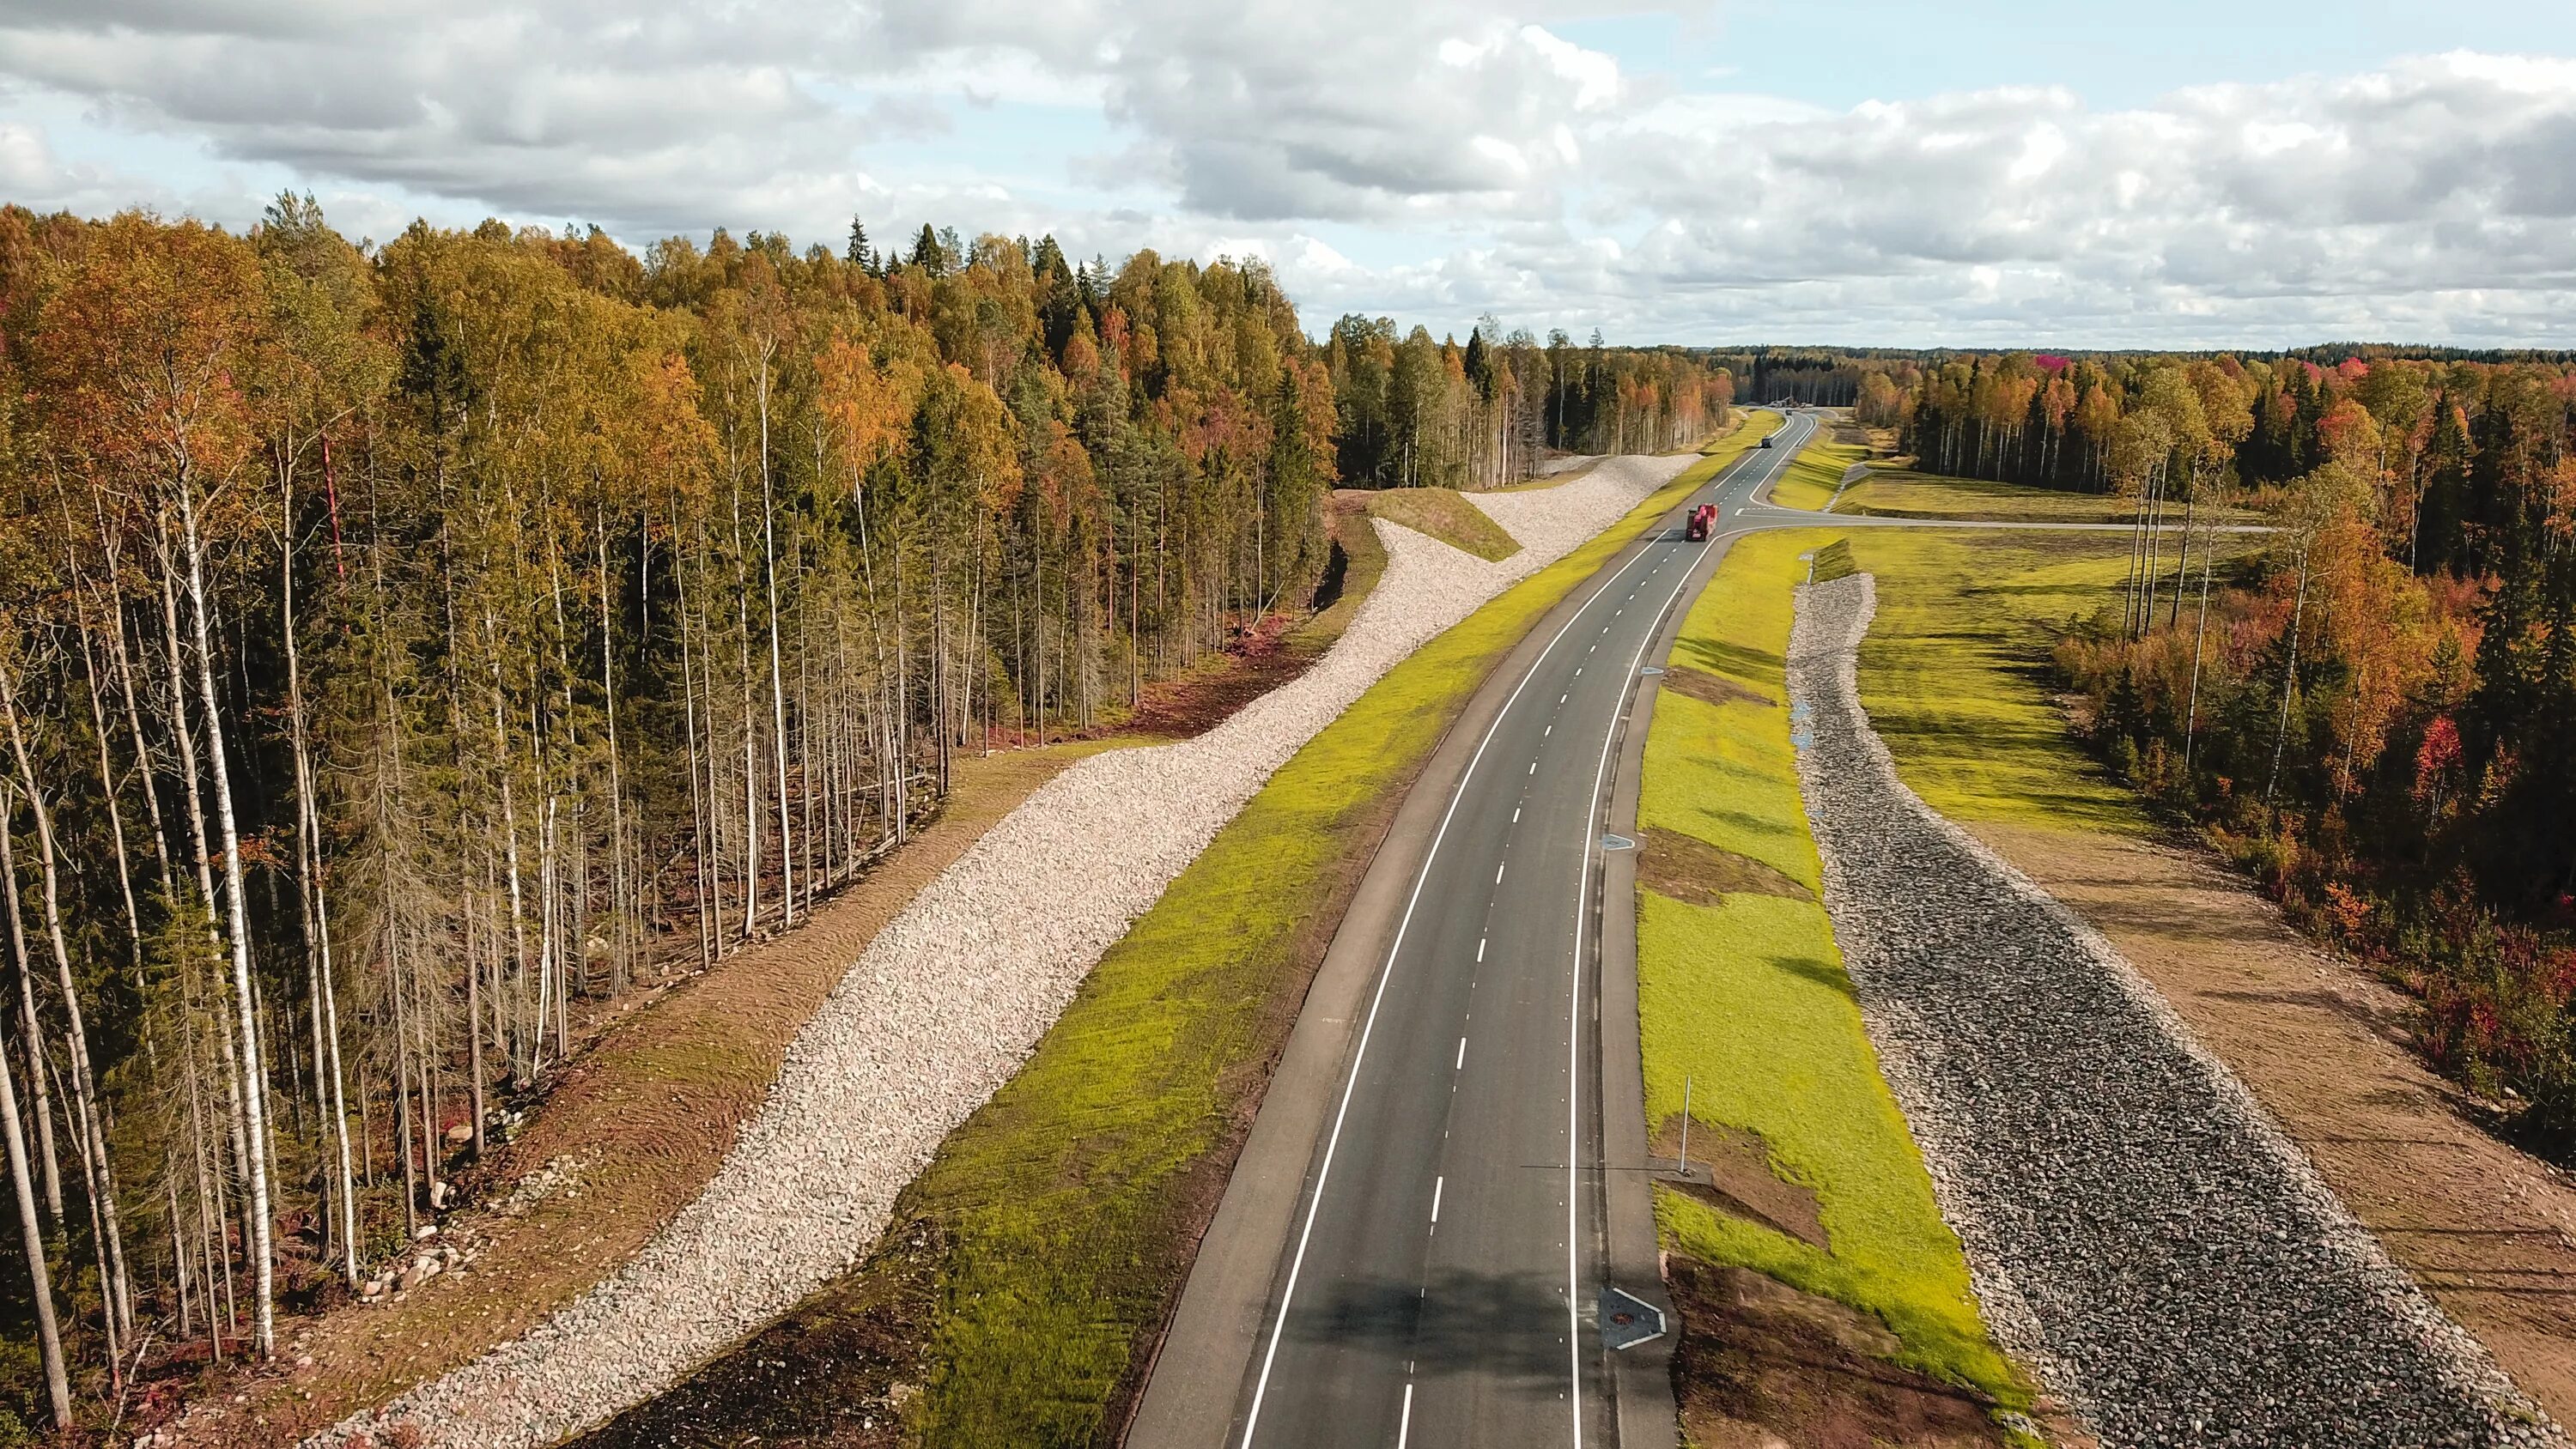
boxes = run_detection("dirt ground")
[1668,1259,2093,1449]
[1977,820,2576,1429]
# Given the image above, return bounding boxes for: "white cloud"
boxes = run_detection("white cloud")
[0,1,2568,348]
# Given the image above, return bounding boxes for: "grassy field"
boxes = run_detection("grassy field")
[1839,468,2133,523]
[1763,428,1869,512]
[1840,527,2158,834]
[1638,528,2027,1410]
[1361,486,1522,560]
[579,426,1762,1448]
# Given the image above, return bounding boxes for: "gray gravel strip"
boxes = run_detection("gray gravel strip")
[1788,572,2564,1449]
[312,454,1693,1449]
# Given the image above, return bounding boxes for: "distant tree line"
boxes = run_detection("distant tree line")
[1322,320,1731,488]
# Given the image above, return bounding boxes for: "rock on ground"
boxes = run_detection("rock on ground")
[319,456,1692,1449]
[1786,572,2564,1449]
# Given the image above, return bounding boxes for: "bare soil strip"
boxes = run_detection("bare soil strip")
[1974,820,2576,1432]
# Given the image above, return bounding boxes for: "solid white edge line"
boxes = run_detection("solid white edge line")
[1235,476,1684,1448]
[1238,413,1806,1449]
[1563,418,1803,1444]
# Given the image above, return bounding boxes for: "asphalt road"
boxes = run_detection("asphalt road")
[1221,412,1823,1449]
[1127,411,2264,1449]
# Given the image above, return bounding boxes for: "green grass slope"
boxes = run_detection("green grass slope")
[1765,429,1868,512]
[1840,528,2147,834]
[1362,487,1522,561]
[1637,528,2026,1408]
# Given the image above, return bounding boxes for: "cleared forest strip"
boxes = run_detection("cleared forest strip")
[1837,518,2576,1432]
[319,448,1710,1449]
[1792,572,2559,1448]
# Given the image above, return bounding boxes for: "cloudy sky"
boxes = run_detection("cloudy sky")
[3,0,2573,349]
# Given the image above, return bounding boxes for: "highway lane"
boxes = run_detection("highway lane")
[1233,411,1820,1449]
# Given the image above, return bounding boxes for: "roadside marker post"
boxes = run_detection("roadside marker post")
[1679,1077,1692,1179]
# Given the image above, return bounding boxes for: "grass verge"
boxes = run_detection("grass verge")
[1764,427,1870,512]
[1638,528,2028,1414]
[578,433,1748,1449]
[1359,487,1522,560]
[1699,409,1784,456]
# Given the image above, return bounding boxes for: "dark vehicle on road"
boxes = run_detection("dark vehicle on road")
[1759,434,1774,448]
[1686,502,1716,541]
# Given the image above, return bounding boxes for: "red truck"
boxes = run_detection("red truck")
[1685,503,1717,542]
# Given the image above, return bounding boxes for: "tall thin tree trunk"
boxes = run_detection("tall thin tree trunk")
[0,800,63,1232]
[0,670,136,1335]
[2265,540,2313,809]
[0,985,69,1428]
[174,475,278,1357]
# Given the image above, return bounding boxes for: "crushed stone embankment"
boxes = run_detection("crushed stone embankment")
[320,454,1694,1449]
[1787,572,2562,1449]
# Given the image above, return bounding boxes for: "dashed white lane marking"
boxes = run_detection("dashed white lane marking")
[1512,807,1521,822]
[1397,1383,1414,1449]
[1528,761,1537,775]
[1544,724,1552,737]
[1495,862,1506,884]
[1430,1177,1444,1224]
[1478,937,1486,961]
[1455,1037,1467,1070]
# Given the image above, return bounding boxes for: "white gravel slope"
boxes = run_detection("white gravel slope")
[323,454,1692,1449]
[1788,573,2562,1449]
